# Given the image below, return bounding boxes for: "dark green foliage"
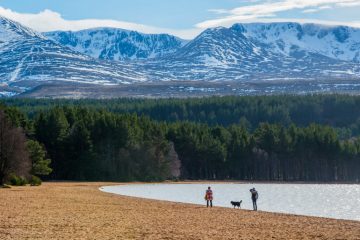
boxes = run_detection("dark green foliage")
[0,108,31,185]
[4,95,360,135]
[168,122,360,181]
[9,173,27,186]
[29,175,42,186]
[1,95,360,182]
[0,103,33,136]
[30,107,171,181]
[27,140,52,176]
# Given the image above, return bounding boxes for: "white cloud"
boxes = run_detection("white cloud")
[1,1,360,40]
[319,5,333,9]
[0,7,201,39]
[303,8,320,13]
[208,9,228,15]
[232,17,360,28]
[303,5,332,13]
[197,0,360,28]
[336,1,360,6]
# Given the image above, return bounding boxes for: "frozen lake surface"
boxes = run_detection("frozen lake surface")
[100,183,360,221]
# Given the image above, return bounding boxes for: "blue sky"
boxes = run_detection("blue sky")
[1,0,360,39]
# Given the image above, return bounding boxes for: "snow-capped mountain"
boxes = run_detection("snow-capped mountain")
[0,16,146,93]
[0,16,44,42]
[232,22,360,63]
[168,23,360,67]
[141,24,360,81]
[1,16,360,97]
[45,22,360,64]
[45,28,187,61]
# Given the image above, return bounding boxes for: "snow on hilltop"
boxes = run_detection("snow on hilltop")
[45,28,188,61]
[0,16,45,44]
[44,22,360,64]
[1,16,360,97]
[0,16,146,89]
[231,22,360,63]
[140,22,360,81]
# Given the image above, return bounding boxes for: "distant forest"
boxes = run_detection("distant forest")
[1,95,360,182]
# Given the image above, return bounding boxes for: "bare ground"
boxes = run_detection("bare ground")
[0,182,359,240]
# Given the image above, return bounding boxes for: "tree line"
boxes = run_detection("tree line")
[0,104,51,186]
[1,96,360,183]
[4,95,360,138]
[34,106,170,181]
[169,122,359,181]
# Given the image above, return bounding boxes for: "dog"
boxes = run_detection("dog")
[230,200,242,209]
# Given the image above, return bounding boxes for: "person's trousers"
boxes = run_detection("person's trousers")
[207,200,213,207]
[252,200,257,211]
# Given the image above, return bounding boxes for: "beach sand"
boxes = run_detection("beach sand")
[0,182,359,240]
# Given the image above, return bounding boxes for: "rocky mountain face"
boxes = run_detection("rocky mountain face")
[233,22,360,63]
[45,28,187,61]
[141,23,360,81]
[0,16,147,96]
[1,16,360,97]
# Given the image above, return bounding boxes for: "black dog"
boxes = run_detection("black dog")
[230,200,242,208]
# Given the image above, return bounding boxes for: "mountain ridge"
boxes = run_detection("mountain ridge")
[230,22,360,62]
[45,28,188,61]
[0,16,146,93]
[44,22,360,63]
[1,16,360,97]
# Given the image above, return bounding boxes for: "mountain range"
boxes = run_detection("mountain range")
[45,28,187,61]
[1,16,360,97]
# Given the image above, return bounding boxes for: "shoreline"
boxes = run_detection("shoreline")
[155,179,360,185]
[1,182,359,239]
[51,179,360,184]
[100,186,357,223]
[100,182,360,222]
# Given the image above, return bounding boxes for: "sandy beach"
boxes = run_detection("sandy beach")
[1,182,359,240]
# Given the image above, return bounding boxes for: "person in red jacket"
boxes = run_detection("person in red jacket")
[205,186,213,207]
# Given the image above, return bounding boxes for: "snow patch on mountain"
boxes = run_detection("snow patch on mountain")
[231,22,360,62]
[1,17,360,97]
[45,28,188,61]
[0,17,148,89]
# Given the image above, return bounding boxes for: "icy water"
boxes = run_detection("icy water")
[100,183,360,221]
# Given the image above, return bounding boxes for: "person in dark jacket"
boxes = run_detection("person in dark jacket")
[250,188,258,211]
